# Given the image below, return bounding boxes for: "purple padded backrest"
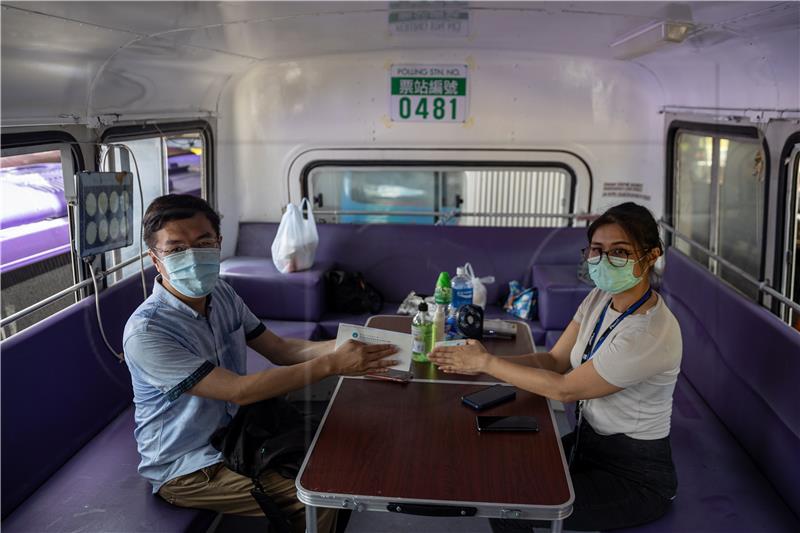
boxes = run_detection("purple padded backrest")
[236,223,587,303]
[660,248,800,516]
[0,271,155,517]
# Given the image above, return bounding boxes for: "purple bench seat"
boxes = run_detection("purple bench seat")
[1,271,215,532]
[532,264,593,330]
[220,256,332,322]
[617,374,799,532]
[227,223,581,347]
[234,223,588,305]
[2,407,215,533]
[644,248,800,530]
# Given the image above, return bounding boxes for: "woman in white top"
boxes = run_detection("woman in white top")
[430,202,682,531]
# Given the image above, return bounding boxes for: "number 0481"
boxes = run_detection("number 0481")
[398,96,458,120]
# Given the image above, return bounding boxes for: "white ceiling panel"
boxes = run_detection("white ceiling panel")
[90,36,254,115]
[1,6,133,122]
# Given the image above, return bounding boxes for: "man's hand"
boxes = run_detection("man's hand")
[428,339,492,375]
[328,340,399,376]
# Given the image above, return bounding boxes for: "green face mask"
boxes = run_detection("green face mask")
[588,255,645,294]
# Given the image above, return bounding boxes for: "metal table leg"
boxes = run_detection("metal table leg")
[550,518,564,533]
[305,504,318,533]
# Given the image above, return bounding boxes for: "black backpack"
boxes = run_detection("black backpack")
[324,270,384,314]
[210,397,319,533]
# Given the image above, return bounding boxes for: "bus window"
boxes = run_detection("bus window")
[674,133,713,265]
[717,137,765,300]
[101,138,167,284]
[0,150,74,338]
[672,129,765,299]
[166,134,203,198]
[307,165,572,227]
[101,132,207,285]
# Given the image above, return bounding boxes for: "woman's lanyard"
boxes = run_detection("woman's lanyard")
[569,288,652,467]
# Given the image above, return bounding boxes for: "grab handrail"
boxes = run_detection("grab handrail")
[0,253,149,329]
[659,221,800,315]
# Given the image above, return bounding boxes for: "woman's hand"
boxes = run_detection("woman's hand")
[428,339,492,375]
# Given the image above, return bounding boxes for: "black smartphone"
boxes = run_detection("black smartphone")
[476,415,539,432]
[365,369,414,383]
[461,384,516,410]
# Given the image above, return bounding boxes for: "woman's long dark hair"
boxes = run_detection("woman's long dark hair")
[588,202,663,257]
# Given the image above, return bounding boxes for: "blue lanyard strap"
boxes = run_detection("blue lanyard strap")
[581,288,652,364]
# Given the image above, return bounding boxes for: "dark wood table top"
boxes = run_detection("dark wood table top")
[297,315,572,516]
[298,378,572,508]
[366,314,535,382]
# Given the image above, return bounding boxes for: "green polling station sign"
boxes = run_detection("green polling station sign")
[390,64,469,123]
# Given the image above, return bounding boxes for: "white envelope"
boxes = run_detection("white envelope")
[334,324,413,371]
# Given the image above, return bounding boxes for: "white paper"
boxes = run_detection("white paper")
[334,324,413,371]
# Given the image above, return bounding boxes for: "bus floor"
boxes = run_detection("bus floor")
[212,402,595,533]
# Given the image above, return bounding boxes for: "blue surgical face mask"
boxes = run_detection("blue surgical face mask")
[156,248,220,298]
[588,255,645,294]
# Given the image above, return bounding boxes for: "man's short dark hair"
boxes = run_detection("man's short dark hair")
[143,194,221,249]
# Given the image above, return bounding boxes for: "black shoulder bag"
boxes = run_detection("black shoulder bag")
[324,270,384,314]
[210,397,320,533]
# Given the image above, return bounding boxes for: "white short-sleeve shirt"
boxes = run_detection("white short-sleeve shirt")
[569,288,682,440]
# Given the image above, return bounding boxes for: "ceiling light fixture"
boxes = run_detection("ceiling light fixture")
[610,20,695,60]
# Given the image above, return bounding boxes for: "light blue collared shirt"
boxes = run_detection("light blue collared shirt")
[123,277,264,492]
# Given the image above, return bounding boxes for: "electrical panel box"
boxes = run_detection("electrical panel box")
[75,171,134,258]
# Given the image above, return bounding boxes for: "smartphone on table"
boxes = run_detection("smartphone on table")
[365,369,414,383]
[476,415,539,432]
[461,384,516,410]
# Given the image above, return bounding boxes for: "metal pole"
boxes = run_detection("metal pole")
[0,253,150,328]
[309,209,580,219]
[305,505,318,533]
[0,279,93,328]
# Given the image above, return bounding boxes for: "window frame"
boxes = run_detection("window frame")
[0,130,86,333]
[99,121,214,283]
[774,131,800,320]
[101,120,215,208]
[665,120,771,297]
[294,149,593,227]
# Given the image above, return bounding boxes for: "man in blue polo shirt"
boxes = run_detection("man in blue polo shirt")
[123,194,396,533]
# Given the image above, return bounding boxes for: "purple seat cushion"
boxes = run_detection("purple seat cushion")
[264,319,320,341]
[2,407,215,533]
[615,376,799,532]
[660,248,800,517]
[220,257,331,321]
[532,264,593,330]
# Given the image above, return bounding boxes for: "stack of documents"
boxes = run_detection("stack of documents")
[335,324,413,371]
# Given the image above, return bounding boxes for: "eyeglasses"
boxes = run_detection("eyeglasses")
[151,238,220,257]
[581,246,645,267]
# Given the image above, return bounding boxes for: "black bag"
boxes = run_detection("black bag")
[210,397,319,533]
[324,270,384,314]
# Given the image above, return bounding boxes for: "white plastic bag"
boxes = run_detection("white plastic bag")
[271,198,318,273]
[463,262,495,309]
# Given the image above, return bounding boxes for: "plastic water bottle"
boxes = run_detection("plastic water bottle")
[433,272,451,343]
[411,302,433,363]
[451,267,474,308]
[447,267,474,339]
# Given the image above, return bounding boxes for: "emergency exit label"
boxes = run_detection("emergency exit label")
[390,64,468,123]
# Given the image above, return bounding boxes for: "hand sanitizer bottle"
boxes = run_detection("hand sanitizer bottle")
[411,302,433,363]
